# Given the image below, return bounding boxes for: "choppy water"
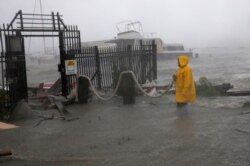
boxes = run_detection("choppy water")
[26,56,60,87]
[157,47,250,109]
[26,47,250,109]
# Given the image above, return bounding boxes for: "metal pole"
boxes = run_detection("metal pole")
[0,27,5,91]
[94,46,101,89]
[59,31,67,97]
[152,40,157,80]
[20,10,24,30]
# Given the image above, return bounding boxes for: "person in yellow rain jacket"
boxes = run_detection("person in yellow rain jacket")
[173,55,196,107]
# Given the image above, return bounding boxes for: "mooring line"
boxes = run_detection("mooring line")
[78,70,174,101]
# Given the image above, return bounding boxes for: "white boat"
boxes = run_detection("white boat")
[81,21,194,59]
[157,43,193,60]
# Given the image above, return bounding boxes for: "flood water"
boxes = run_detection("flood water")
[26,56,60,88]
[157,47,250,109]
[26,47,250,109]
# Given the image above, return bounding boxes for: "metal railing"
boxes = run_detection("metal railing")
[71,40,157,91]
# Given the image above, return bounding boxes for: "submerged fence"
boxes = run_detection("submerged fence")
[66,41,157,92]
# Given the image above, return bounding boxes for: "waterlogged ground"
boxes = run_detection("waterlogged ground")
[0,96,249,165]
[157,47,250,109]
[3,47,247,165]
[25,47,250,111]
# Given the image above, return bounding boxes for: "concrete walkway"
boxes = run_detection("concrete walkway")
[0,96,250,166]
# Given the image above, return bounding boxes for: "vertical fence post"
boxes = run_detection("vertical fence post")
[19,10,23,30]
[59,31,67,97]
[57,12,61,31]
[141,43,146,83]
[52,12,55,30]
[94,46,101,89]
[0,27,4,91]
[152,40,157,80]
[128,45,132,69]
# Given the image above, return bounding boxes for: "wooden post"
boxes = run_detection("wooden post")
[77,76,90,104]
[122,73,135,104]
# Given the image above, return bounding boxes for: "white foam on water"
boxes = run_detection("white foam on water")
[157,47,250,109]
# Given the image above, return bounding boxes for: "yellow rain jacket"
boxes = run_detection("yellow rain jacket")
[175,55,196,103]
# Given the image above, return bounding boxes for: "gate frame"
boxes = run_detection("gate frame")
[0,10,80,115]
[0,10,158,117]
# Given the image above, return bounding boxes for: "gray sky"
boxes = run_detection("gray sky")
[1,0,250,49]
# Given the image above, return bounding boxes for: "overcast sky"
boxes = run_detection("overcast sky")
[1,0,250,49]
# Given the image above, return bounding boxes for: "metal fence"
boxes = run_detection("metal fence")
[0,50,11,118]
[0,10,158,118]
[0,26,26,118]
[0,10,67,118]
[72,40,157,90]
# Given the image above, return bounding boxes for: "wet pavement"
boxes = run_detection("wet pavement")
[0,96,250,166]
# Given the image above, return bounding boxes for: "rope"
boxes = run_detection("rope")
[130,71,174,98]
[78,70,174,101]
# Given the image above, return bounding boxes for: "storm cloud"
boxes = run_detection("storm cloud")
[1,0,250,49]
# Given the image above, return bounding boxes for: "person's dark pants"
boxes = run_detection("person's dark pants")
[176,102,188,118]
[177,102,188,108]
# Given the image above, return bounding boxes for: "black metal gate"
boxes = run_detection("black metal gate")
[57,26,157,95]
[0,10,71,117]
[59,26,81,97]
[0,27,28,116]
[0,10,158,117]
[5,34,28,104]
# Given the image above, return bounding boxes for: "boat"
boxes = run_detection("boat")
[81,21,194,59]
[157,43,194,60]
